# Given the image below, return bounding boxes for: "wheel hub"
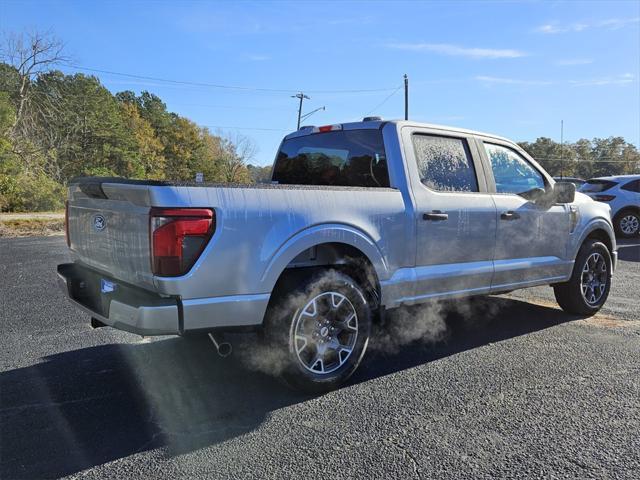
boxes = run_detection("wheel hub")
[293,291,358,375]
[620,215,639,235]
[580,252,607,305]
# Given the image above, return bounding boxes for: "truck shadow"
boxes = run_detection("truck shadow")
[1,296,580,479]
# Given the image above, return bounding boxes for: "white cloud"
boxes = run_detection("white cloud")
[387,42,526,59]
[474,73,636,87]
[535,17,639,34]
[555,58,594,66]
[570,73,635,86]
[536,23,588,34]
[597,17,640,29]
[475,76,552,85]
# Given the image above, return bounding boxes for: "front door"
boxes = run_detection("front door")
[480,141,573,290]
[402,128,497,301]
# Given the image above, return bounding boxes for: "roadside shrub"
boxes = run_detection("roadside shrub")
[0,172,65,212]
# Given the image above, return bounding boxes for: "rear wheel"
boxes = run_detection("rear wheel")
[614,209,640,238]
[265,270,372,393]
[553,240,612,316]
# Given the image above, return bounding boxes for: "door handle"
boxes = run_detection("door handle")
[500,211,521,220]
[423,210,449,221]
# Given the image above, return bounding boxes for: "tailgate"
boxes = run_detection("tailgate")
[67,179,159,290]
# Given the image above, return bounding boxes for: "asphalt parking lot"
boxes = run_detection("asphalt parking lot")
[1,236,639,479]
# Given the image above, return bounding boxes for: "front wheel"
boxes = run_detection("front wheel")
[553,239,612,316]
[615,209,640,238]
[265,270,372,393]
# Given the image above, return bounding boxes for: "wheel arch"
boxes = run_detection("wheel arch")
[613,204,640,217]
[612,205,640,224]
[576,220,616,261]
[260,225,388,309]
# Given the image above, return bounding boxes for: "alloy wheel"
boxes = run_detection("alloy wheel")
[620,214,639,235]
[580,252,608,305]
[292,291,358,375]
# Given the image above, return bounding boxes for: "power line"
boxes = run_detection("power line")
[171,102,293,111]
[64,64,400,95]
[534,155,638,160]
[202,124,289,132]
[534,158,637,163]
[364,84,403,116]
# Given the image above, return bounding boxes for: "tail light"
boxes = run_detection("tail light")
[64,200,70,247]
[594,194,616,202]
[150,208,215,276]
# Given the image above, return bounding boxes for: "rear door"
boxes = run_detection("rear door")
[477,139,573,289]
[401,126,497,301]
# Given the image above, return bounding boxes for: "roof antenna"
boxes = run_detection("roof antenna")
[560,119,564,179]
[404,74,409,120]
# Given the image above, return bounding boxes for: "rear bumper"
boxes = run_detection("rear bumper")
[57,263,179,336]
[57,263,270,335]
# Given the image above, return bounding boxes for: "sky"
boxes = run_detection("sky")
[2,0,639,165]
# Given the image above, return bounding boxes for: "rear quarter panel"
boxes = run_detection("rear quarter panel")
[149,185,412,300]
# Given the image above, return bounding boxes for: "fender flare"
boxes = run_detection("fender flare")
[259,223,389,292]
[571,217,616,259]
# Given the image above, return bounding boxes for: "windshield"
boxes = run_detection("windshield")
[579,180,618,193]
[271,129,390,187]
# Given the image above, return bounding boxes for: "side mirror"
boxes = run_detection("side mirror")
[519,187,546,202]
[553,182,576,204]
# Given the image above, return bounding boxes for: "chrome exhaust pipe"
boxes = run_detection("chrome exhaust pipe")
[208,332,232,358]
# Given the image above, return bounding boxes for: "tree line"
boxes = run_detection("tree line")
[1,32,638,212]
[0,32,261,212]
[518,137,639,180]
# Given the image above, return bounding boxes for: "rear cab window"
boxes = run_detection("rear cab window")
[411,134,479,192]
[271,129,390,187]
[580,180,618,193]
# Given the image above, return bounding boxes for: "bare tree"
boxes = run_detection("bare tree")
[1,30,68,137]
[218,132,257,183]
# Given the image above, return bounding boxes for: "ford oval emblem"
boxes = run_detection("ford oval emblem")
[93,214,106,232]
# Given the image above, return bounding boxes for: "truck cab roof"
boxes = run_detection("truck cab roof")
[284,119,512,144]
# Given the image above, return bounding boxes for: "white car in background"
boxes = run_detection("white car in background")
[580,175,640,238]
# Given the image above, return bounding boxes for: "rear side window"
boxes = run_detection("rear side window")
[580,180,618,193]
[271,129,390,187]
[412,134,479,192]
[621,179,640,193]
[484,143,545,194]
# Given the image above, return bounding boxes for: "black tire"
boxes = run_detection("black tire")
[264,270,372,393]
[614,209,640,238]
[553,240,612,316]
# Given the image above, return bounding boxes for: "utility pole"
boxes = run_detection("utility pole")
[560,120,564,178]
[292,92,310,130]
[404,74,409,120]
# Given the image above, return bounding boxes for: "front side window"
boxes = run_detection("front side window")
[484,143,545,194]
[271,129,389,187]
[412,134,478,192]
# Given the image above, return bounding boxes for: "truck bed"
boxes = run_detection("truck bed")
[67,177,409,303]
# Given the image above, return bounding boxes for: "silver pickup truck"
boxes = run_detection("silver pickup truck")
[58,119,617,392]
